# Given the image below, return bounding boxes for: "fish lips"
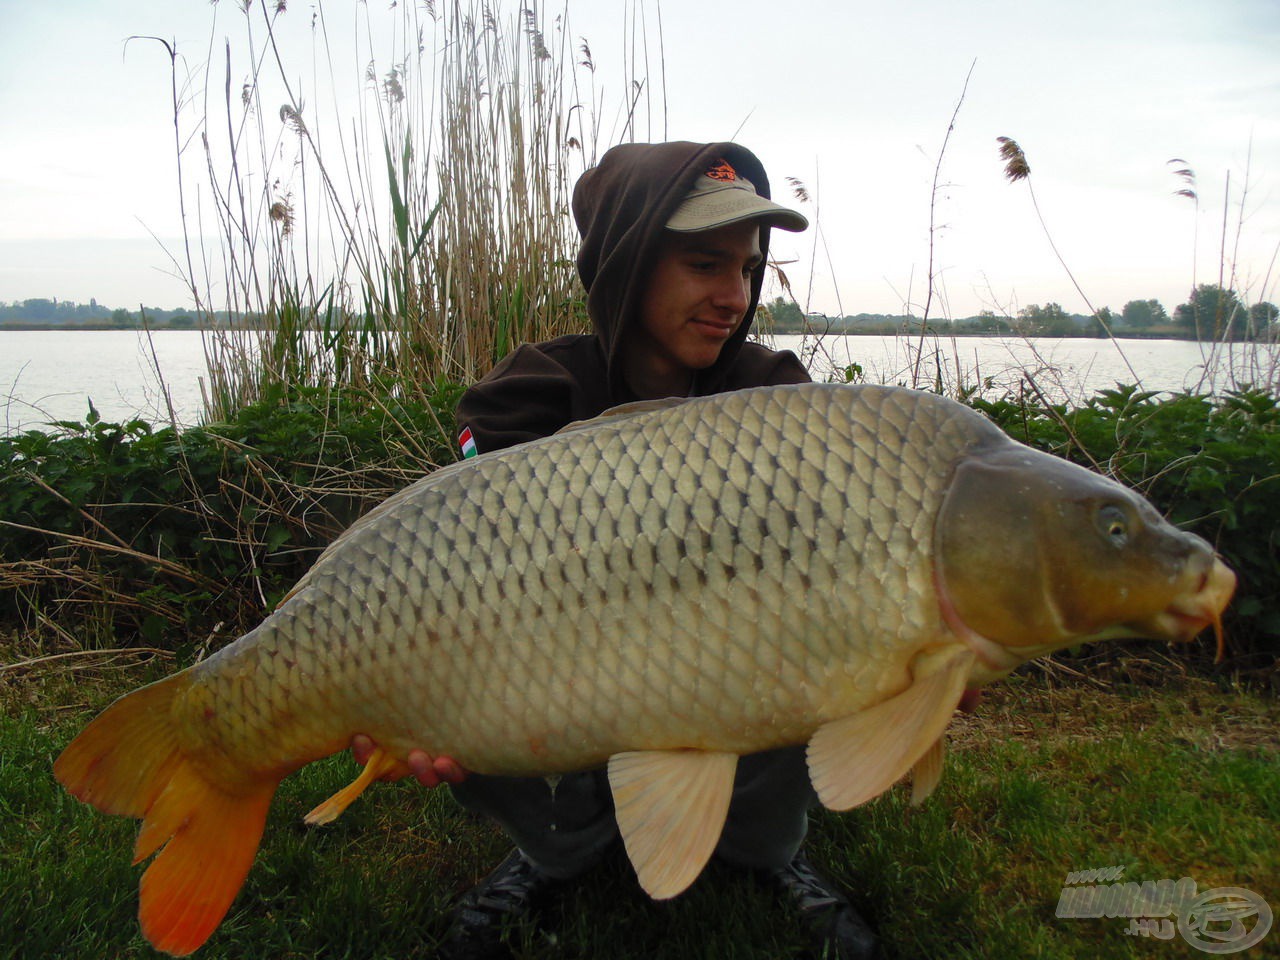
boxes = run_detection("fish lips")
[1127,556,1236,658]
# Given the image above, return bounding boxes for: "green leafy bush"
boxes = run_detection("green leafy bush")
[0,382,462,650]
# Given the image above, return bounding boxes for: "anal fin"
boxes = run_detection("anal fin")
[807,646,973,810]
[608,749,737,900]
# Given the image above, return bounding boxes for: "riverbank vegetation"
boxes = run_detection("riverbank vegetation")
[177,0,607,422]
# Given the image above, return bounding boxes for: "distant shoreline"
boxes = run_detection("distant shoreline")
[0,323,237,332]
[0,323,1237,343]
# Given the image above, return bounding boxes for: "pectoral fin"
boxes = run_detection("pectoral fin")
[304,747,405,826]
[607,749,738,899]
[807,646,973,810]
[910,738,945,806]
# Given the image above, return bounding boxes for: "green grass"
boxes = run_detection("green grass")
[2,664,1276,959]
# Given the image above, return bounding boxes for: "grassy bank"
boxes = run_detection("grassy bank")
[3,655,1275,959]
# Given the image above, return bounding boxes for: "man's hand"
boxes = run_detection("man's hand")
[350,734,468,788]
[957,688,983,713]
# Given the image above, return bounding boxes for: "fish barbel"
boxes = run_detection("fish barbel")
[54,383,1235,955]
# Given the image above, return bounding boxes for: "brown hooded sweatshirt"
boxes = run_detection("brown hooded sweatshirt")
[455,141,810,454]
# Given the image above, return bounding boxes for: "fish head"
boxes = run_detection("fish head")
[934,443,1235,667]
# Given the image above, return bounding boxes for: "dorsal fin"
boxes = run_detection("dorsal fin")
[554,397,693,437]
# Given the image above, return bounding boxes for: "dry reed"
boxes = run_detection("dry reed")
[167,1,665,421]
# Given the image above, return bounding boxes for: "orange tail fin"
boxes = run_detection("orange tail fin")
[54,672,279,957]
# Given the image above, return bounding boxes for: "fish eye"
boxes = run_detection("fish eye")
[1096,504,1130,547]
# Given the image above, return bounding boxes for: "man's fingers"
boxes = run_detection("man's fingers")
[407,750,443,788]
[350,734,468,786]
[351,734,376,767]
[434,756,467,784]
[957,688,983,713]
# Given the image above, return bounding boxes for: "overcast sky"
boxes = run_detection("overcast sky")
[1,0,1277,318]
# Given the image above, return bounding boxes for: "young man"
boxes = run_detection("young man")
[357,141,876,959]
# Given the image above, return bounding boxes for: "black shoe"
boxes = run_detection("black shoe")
[767,853,878,960]
[439,848,563,960]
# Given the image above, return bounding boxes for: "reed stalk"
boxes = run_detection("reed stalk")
[178,1,663,421]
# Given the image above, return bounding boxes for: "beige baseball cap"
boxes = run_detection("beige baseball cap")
[666,158,809,233]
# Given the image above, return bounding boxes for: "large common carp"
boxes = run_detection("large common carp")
[55,383,1234,955]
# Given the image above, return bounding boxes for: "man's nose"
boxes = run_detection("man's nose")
[712,273,750,314]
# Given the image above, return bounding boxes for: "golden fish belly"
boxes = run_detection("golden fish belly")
[184,384,990,777]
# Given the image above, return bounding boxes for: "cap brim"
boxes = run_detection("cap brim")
[666,193,809,233]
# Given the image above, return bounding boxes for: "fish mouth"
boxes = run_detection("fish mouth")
[1134,558,1237,660]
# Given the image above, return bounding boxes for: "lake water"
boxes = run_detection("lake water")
[1,329,1274,434]
[1,330,216,434]
[772,334,1276,400]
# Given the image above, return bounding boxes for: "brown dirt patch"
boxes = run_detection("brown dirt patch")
[949,670,1280,754]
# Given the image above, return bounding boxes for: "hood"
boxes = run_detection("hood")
[571,141,781,401]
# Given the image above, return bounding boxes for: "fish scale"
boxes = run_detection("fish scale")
[56,381,1236,956]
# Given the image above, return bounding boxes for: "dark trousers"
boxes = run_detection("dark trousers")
[450,745,816,880]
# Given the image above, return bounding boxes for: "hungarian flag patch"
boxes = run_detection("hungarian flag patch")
[458,426,478,459]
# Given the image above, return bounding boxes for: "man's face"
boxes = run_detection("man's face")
[624,220,763,397]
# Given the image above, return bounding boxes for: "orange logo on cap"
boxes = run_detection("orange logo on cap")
[705,159,737,182]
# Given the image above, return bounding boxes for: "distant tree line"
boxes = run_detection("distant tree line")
[5,288,1278,341]
[0,299,207,329]
[763,285,1279,340]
